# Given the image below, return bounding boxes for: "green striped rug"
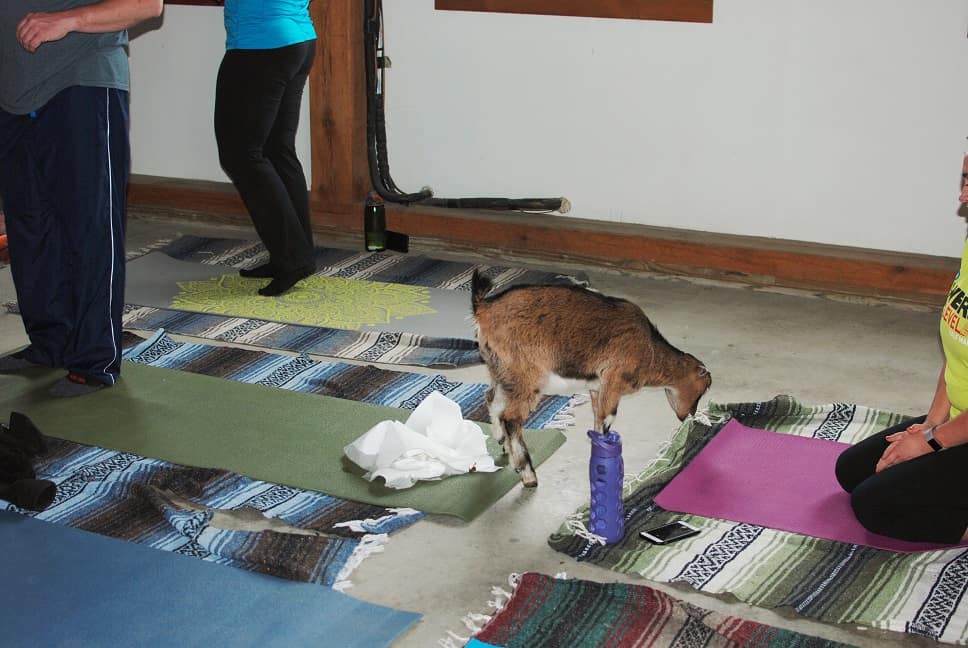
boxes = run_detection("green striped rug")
[549,396,968,644]
[449,572,854,648]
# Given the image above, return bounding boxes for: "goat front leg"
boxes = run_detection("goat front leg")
[593,374,627,433]
[589,389,604,433]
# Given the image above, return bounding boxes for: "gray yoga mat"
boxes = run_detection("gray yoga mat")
[125,252,477,340]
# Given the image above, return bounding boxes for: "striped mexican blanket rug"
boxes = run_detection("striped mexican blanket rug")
[117,235,588,369]
[548,396,968,644]
[154,235,588,290]
[444,572,854,648]
[120,304,483,368]
[121,330,583,432]
[6,435,423,591]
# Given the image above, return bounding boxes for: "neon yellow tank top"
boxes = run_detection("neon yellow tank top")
[940,239,968,418]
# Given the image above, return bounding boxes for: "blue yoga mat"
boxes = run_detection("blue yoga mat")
[1,510,420,647]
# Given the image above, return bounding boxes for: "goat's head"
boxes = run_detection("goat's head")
[664,355,711,421]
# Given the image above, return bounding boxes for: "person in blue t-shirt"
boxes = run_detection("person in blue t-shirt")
[215,0,318,297]
[0,0,163,397]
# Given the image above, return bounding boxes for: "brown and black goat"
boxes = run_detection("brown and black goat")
[471,270,711,488]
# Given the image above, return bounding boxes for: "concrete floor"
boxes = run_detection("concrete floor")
[0,214,950,647]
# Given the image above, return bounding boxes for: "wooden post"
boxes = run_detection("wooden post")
[308,0,370,222]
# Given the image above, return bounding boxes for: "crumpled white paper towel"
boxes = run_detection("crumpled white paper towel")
[343,391,499,489]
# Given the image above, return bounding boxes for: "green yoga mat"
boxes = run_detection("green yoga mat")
[0,363,565,521]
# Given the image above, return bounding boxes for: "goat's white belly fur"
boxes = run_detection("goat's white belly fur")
[541,373,600,396]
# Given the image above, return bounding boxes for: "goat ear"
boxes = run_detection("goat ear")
[664,388,680,416]
[665,387,698,422]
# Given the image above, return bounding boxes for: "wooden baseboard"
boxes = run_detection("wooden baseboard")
[128,175,956,306]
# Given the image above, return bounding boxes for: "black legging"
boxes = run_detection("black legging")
[214,39,316,274]
[835,415,968,544]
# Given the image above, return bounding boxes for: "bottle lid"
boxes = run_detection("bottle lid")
[587,429,622,456]
[366,191,384,206]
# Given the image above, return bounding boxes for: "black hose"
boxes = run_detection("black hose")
[362,0,567,213]
[364,0,429,203]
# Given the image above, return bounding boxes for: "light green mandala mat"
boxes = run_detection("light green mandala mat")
[125,252,477,339]
[0,363,565,521]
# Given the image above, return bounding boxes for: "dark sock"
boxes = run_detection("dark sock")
[258,264,315,297]
[239,262,276,278]
[0,349,44,372]
[49,373,109,398]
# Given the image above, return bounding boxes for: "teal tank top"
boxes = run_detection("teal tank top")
[224,0,316,50]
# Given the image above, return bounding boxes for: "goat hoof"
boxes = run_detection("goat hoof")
[518,466,538,488]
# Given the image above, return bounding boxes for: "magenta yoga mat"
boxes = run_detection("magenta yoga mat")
[654,419,967,553]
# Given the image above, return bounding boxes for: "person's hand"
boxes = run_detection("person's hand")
[17,12,76,53]
[885,421,934,443]
[876,429,932,472]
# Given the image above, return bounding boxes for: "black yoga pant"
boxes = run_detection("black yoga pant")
[835,415,968,544]
[215,39,316,274]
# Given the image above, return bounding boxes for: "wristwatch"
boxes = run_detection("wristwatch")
[923,425,945,452]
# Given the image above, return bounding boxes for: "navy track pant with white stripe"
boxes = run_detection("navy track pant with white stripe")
[0,86,128,385]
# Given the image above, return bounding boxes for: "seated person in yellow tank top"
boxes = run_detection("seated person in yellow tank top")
[835,155,968,545]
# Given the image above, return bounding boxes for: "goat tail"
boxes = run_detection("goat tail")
[471,269,494,313]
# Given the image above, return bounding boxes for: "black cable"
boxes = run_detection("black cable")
[364,0,429,203]
[362,0,568,213]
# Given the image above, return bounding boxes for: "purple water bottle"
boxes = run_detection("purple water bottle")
[588,429,624,543]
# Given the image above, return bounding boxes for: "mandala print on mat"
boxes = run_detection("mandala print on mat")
[171,275,436,329]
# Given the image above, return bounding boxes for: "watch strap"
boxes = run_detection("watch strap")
[923,425,944,452]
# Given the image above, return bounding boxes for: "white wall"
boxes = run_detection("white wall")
[128,6,312,185]
[129,1,968,256]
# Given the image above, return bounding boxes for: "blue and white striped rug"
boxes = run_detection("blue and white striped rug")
[122,329,585,432]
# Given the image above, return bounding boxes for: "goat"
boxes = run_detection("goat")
[471,270,711,488]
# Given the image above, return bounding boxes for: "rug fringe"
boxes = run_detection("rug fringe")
[622,406,724,492]
[545,393,590,430]
[563,512,608,545]
[333,507,423,534]
[438,573,521,647]
[332,532,388,592]
[126,237,178,260]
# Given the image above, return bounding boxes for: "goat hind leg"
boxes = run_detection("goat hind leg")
[500,415,537,488]
[485,385,508,445]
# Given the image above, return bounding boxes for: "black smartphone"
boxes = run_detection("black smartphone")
[639,521,700,544]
